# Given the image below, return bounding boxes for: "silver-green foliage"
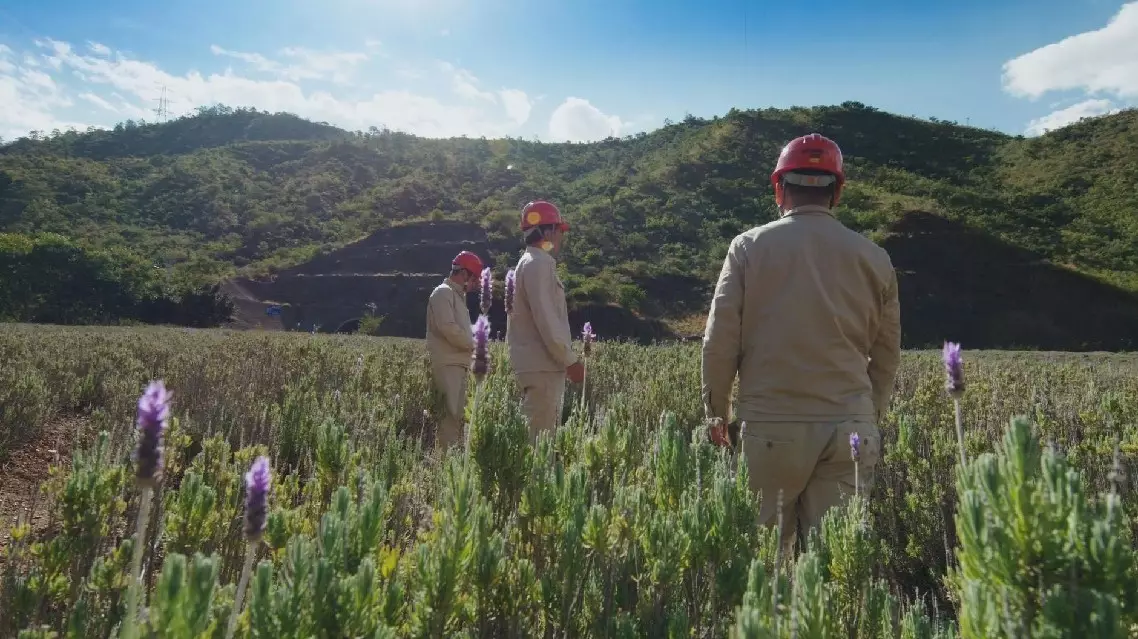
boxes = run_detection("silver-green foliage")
[952,416,1138,637]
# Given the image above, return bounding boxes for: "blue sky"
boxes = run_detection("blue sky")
[1,0,1136,141]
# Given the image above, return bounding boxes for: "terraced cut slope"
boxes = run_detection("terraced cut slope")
[224,220,492,335]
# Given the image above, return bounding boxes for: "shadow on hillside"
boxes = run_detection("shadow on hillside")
[884,211,1138,351]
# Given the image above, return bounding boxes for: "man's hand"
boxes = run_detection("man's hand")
[707,418,731,447]
[566,361,585,384]
[706,418,741,449]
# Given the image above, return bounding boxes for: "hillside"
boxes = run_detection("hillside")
[2,103,1137,347]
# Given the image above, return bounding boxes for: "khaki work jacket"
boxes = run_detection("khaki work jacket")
[426,279,474,368]
[507,246,578,373]
[701,205,902,423]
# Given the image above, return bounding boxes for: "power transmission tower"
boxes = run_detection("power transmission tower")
[153,85,172,121]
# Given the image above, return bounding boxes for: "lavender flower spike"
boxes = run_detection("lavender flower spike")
[480,267,493,316]
[135,380,171,487]
[472,314,491,376]
[849,432,860,462]
[582,322,595,356]
[943,341,965,398]
[243,456,272,542]
[504,269,516,315]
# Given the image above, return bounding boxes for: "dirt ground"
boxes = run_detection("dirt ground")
[0,417,82,558]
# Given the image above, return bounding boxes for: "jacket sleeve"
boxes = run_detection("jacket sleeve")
[701,237,746,421]
[523,258,578,368]
[429,288,475,352]
[868,263,902,422]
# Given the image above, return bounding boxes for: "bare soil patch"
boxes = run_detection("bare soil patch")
[0,417,84,557]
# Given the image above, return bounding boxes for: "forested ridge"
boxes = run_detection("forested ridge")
[1,102,1136,334]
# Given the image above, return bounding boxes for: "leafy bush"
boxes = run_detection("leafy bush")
[357,313,385,337]
[0,233,233,327]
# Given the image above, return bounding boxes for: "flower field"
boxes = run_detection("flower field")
[1,324,1137,638]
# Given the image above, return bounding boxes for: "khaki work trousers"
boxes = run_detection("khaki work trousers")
[431,363,469,450]
[516,371,566,442]
[741,419,882,557]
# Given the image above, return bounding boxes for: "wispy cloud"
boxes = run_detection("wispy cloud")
[1023,98,1119,135]
[0,37,627,143]
[209,44,369,84]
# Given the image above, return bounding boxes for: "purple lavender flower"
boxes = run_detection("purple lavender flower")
[849,432,860,462]
[582,322,595,356]
[243,456,272,542]
[480,267,493,316]
[504,269,516,315]
[472,314,490,376]
[135,380,171,487]
[943,341,965,397]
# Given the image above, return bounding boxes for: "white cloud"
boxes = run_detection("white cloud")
[395,66,424,80]
[435,61,501,104]
[436,62,532,123]
[499,89,533,126]
[1023,98,1119,136]
[39,38,68,70]
[1003,2,1138,100]
[0,45,86,139]
[548,97,624,142]
[1003,1,1138,133]
[0,37,567,141]
[622,112,660,135]
[79,91,117,112]
[1024,98,1121,136]
[210,44,369,84]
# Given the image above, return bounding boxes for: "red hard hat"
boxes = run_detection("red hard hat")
[520,200,569,233]
[771,133,845,188]
[452,251,484,275]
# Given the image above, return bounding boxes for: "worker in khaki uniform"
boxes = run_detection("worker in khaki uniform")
[506,200,585,441]
[702,133,901,555]
[426,250,484,450]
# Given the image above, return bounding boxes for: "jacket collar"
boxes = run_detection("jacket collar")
[783,204,834,218]
[445,278,466,295]
[525,244,555,260]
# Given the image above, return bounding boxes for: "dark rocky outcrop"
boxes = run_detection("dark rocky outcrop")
[883,211,1138,350]
[225,219,678,343]
[225,221,492,336]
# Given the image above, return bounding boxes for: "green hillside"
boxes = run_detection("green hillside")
[1,103,1136,341]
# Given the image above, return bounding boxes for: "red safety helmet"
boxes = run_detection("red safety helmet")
[451,251,484,275]
[771,133,845,207]
[520,200,569,233]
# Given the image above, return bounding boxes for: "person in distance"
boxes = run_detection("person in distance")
[701,133,902,557]
[506,200,586,441]
[426,250,483,450]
